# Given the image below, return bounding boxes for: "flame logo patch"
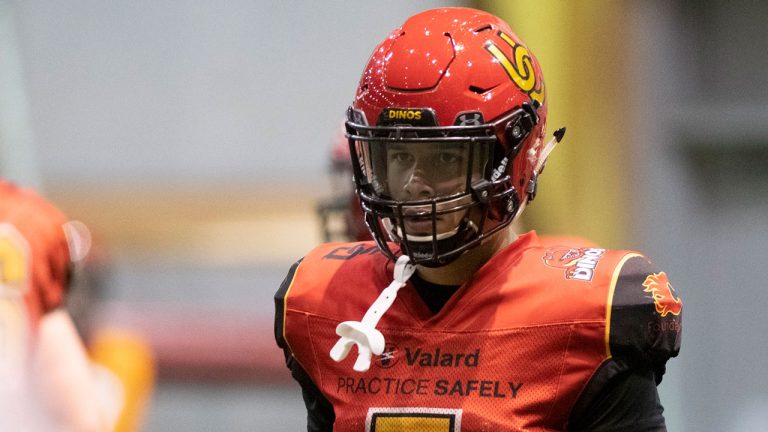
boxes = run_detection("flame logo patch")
[642,272,682,317]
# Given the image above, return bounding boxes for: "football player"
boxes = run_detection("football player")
[276,7,682,431]
[316,124,370,243]
[0,179,113,431]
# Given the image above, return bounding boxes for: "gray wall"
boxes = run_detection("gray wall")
[629,1,768,431]
[7,0,459,186]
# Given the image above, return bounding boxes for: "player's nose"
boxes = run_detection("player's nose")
[403,170,435,199]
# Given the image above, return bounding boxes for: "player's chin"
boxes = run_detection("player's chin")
[403,219,434,235]
[403,219,460,239]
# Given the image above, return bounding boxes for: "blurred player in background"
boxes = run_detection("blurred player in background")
[277,7,682,431]
[0,179,115,430]
[66,234,156,432]
[316,124,371,243]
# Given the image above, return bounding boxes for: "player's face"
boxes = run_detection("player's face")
[384,142,478,236]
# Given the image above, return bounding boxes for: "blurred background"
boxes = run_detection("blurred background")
[1,0,767,430]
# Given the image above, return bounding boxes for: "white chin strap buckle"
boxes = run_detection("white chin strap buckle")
[329,255,415,372]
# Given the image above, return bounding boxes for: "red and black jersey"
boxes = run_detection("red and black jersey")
[275,232,682,431]
[0,180,70,333]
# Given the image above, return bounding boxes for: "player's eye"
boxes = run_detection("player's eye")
[437,152,462,164]
[390,152,414,164]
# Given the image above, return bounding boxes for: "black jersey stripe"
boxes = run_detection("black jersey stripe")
[604,253,643,358]
[274,258,302,350]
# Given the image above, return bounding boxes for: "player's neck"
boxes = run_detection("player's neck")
[416,229,517,286]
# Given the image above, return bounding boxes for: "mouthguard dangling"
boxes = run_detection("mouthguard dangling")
[329,255,415,372]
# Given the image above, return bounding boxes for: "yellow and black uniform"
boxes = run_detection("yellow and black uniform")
[275,232,682,431]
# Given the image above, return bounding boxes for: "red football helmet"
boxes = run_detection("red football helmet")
[346,7,559,266]
[316,125,372,242]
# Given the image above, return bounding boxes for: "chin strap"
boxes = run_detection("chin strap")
[330,255,415,372]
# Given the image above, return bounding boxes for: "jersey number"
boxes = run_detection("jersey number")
[366,407,462,432]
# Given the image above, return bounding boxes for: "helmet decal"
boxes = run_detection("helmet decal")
[378,108,438,127]
[484,31,545,106]
[454,112,484,126]
[490,157,509,182]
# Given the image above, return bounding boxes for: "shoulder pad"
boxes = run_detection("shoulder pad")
[608,254,682,367]
[273,241,386,351]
